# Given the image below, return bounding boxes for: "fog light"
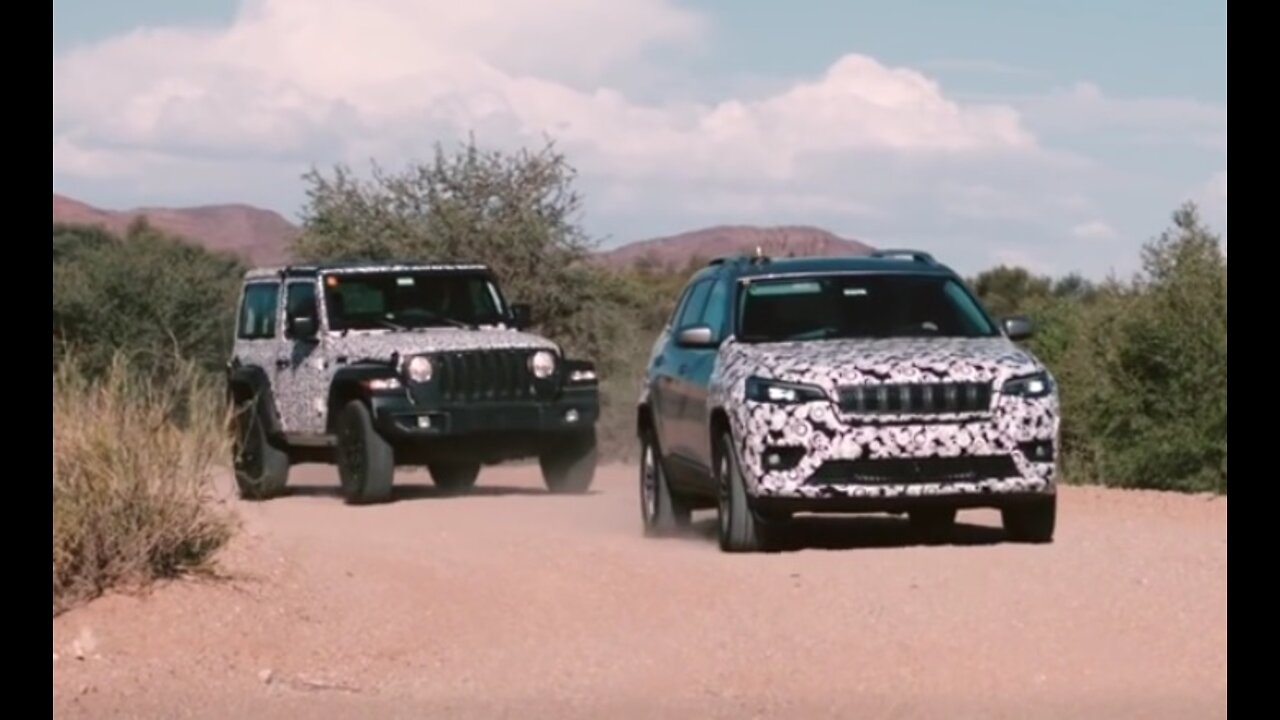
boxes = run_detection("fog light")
[762,445,804,471]
[1018,440,1054,462]
[417,415,432,429]
[564,409,580,423]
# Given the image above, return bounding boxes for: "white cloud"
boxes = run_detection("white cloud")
[1070,220,1118,240]
[53,0,1222,279]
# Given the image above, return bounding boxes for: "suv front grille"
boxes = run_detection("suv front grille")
[809,456,1020,485]
[435,350,541,402]
[837,382,992,415]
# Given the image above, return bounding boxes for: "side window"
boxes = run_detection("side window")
[286,281,317,319]
[666,283,696,329]
[675,279,713,330]
[699,277,730,337]
[238,282,280,340]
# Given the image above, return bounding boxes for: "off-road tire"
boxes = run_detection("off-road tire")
[231,393,290,500]
[1001,495,1056,543]
[639,428,692,536]
[335,400,395,505]
[715,431,777,553]
[539,428,598,494]
[428,461,481,496]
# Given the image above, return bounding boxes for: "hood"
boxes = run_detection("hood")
[725,336,1045,388]
[324,327,559,361]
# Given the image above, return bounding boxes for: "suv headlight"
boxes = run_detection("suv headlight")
[745,376,828,404]
[405,355,433,383]
[1001,371,1054,398]
[529,350,556,379]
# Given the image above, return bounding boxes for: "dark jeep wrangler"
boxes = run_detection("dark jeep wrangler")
[226,261,600,504]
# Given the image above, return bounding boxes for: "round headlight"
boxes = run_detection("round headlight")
[406,355,433,383]
[528,350,556,379]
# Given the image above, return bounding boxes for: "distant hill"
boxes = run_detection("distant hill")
[53,194,297,265]
[596,225,874,269]
[52,195,873,269]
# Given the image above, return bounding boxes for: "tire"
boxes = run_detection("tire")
[428,461,481,496]
[1001,495,1056,543]
[715,431,776,553]
[335,400,395,505]
[908,507,958,543]
[639,429,691,536]
[539,428,598,494]
[231,393,290,500]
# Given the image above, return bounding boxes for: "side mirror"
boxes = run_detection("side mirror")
[287,314,318,340]
[510,303,532,330]
[1002,316,1033,341]
[676,325,718,348]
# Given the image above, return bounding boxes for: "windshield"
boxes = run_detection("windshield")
[736,273,1000,343]
[322,271,507,332]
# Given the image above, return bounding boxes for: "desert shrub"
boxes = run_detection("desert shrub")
[53,354,236,614]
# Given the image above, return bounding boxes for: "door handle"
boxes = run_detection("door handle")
[678,363,689,374]
[275,358,290,369]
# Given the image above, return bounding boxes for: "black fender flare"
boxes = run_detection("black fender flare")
[325,362,402,433]
[226,364,284,437]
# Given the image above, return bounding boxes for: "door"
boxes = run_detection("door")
[649,279,709,459]
[664,278,714,466]
[273,278,325,435]
[682,276,730,473]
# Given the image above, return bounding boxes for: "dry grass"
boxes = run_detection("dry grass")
[53,355,237,615]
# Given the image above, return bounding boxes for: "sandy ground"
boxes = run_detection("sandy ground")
[52,463,1227,719]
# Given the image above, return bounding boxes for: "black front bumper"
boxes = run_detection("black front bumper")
[370,386,599,440]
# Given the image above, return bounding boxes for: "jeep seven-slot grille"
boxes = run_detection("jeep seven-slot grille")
[809,456,1019,485]
[837,382,992,415]
[435,350,538,402]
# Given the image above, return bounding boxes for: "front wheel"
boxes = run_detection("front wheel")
[539,428,598,494]
[335,400,395,505]
[428,461,481,496]
[715,431,777,553]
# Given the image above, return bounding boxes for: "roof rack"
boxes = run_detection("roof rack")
[707,248,771,267]
[868,248,937,265]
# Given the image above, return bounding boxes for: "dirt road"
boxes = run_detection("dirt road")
[52,463,1227,719]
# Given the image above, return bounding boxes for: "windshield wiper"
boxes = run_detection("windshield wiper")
[375,317,407,331]
[398,311,476,330]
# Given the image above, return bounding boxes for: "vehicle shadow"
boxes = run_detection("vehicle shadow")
[284,484,597,501]
[682,514,1009,552]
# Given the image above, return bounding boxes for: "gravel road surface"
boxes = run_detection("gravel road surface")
[52,463,1227,719]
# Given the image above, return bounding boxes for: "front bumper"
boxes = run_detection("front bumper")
[370,386,599,440]
[731,397,1058,509]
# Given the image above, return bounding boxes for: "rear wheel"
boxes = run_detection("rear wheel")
[231,393,290,500]
[639,429,691,536]
[335,400,395,505]
[539,428,598,494]
[428,461,481,496]
[1002,496,1056,543]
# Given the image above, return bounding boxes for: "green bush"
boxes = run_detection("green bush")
[972,202,1226,493]
[53,218,246,379]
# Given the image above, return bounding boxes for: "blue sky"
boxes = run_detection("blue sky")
[52,0,1225,278]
